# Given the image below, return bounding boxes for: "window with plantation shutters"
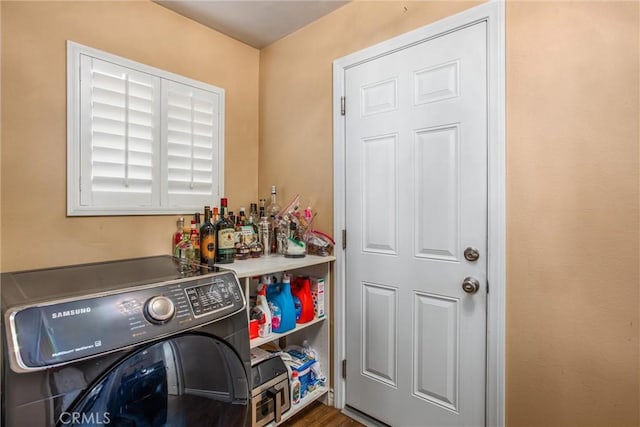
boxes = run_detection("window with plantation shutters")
[162,81,221,208]
[79,56,161,209]
[67,41,224,215]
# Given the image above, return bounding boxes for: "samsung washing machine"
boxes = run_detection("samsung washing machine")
[1,255,251,427]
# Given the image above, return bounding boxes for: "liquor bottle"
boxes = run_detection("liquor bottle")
[249,236,264,258]
[215,198,235,264]
[234,213,249,260]
[176,226,195,262]
[238,207,247,226]
[233,211,242,247]
[212,207,220,223]
[270,215,278,255]
[200,206,216,268]
[267,186,281,220]
[249,203,258,226]
[173,217,185,257]
[259,199,266,219]
[190,219,200,261]
[194,212,201,229]
[245,206,261,258]
[234,239,250,260]
[267,186,283,255]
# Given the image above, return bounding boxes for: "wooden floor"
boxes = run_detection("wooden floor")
[280,401,365,427]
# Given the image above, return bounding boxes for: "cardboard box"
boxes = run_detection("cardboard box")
[310,277,325,319]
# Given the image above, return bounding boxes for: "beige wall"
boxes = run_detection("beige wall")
[506,2,638,426]
[1,1,260,271]
[259,1,639,426]
[259,0,480,234]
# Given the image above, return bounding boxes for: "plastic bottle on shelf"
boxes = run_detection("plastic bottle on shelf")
[291,277,315,323]
[255,284,272,338]
[261,275,280,332]
[266,272,296,333]
[291,370,301,405]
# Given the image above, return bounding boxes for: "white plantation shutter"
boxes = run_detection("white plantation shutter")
[68,42,225,215]
[162,80,220,208]
[80,56,161,208]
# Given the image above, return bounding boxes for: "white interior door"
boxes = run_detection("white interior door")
[344,21,487,427]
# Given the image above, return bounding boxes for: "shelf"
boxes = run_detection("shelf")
[250,316,326,348]
[232,254,333,426]
[270,386,329,426]
[219,254,335,279]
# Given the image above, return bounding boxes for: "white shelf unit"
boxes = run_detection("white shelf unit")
[220,254,335,425]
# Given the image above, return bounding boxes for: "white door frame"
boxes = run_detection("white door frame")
[332,2,506,425]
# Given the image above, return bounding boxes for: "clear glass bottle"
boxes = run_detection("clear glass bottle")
[177,226,195,262]
[215,198,235,264]
[267,186,286,255]
[249,238,264,258]
[173,217,185,257]
[267,186,281,221]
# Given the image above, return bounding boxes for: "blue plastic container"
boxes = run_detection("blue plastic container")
[266,278,296,333]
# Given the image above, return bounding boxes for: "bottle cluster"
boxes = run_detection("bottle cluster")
[172,186,311,267]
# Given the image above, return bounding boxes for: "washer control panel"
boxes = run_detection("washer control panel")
[6,271,244,372]
[185,279,242,317]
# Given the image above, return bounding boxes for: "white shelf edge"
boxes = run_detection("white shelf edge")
[220,255,335,279]
[271,386,329,426]
[250,316,326,348]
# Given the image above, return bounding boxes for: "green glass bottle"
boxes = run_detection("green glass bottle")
[215,198,235,264]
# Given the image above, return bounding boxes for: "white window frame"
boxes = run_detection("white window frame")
[67,41,225,216]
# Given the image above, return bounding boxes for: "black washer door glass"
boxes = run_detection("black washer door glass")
[62,334,248,427]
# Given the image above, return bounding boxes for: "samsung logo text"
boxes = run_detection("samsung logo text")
[51,307,92,319]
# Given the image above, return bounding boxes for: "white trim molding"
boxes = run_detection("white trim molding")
[332,2,506,426]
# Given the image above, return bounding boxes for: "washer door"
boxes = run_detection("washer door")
[60,334,249,427]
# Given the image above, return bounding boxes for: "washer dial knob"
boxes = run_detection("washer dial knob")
[145,296,175,323]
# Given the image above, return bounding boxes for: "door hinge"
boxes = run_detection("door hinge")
[340,96,346,116]
[342,229,347,250]
[342,359,347,379]
[486,280,489,294]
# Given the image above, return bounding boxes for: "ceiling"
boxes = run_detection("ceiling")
[155,0,350,49]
